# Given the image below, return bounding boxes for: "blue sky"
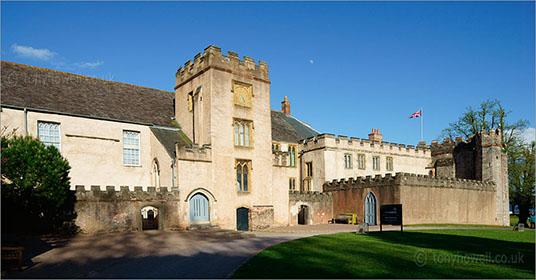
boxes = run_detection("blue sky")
[2,1,534,145]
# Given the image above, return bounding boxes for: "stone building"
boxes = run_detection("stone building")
[0,45,510,232]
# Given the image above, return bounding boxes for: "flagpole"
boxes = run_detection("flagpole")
[420,107,423,141]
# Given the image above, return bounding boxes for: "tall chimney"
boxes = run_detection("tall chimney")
[281,96,291,115]
[368,129,383,142]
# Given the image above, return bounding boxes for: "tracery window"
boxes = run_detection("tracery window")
[233,119,252,147]
[236,160,252,192]
[288,145,296,167]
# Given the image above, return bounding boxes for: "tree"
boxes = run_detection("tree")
[508,140,535,226]
[441,99,533,226]
[441,99,529,153]
[1,135,76,233]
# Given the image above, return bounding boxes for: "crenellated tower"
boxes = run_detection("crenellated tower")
[174,45,279,229]
[430,130,509,226]
[476,130,509,226]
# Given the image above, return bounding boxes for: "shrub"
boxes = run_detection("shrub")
[1,135,77,234]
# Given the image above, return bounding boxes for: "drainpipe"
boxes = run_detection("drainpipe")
[24,108,28,136]
[298,150,304,192]
[191,93,195,144]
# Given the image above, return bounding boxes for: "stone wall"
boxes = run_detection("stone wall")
[74,186,181,233]
[289,191,333,225]
[324,173,498,225]
[250,205,274,230]
[430,130,509,225]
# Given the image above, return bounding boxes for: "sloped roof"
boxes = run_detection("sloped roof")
[1,61,175,127]
[271,110,320,143]
[150,126,192,158]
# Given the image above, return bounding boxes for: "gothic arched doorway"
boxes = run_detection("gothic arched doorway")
[141,206,159,230]
[365,192,377,225]
[189,193,209,223]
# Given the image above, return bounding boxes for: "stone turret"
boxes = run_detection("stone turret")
[476,129,509,226]
[430,129,509,226]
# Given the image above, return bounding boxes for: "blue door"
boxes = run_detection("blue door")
[365,192,377,225]
[190,193,209,223]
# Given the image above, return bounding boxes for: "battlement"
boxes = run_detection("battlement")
[431,129,503,156]
[300,133,430,155]
[175,45,269,87]
[323,172,496,192]
[75,185,179,201]
[289,190,332,202]
[177,144,212,162]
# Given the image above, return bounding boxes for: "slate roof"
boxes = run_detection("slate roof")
[150,127,192,157]
[271,110,320,143]
[1,61,175,127]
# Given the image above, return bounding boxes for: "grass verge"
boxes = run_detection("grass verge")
[232,229,535,279]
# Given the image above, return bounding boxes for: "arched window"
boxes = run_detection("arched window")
[291,147,296,166]
[152,159,160,187]
[288,145,296,167]
[236,160,251,192]
[243,165,248,191]
[236,165,242,191]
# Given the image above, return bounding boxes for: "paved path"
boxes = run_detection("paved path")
[5,230,335,279]
[4,224,519,279]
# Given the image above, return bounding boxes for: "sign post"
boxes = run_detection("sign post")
[380,204,403,232]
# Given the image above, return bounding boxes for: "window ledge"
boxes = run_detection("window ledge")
[234,145,254,149]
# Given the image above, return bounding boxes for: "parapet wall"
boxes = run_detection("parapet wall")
[176,45,269,87]
[177,144,212,162]
[301,133,430,156]
[74,186,181,233]
[323,173,496,192]
[324,173,498,225]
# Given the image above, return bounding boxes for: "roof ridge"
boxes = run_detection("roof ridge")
[1,61,173,95]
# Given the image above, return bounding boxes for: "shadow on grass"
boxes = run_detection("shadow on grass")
[232,230,535,279]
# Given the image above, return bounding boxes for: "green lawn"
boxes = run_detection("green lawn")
[405,223,511,228]
[233,229,535,279]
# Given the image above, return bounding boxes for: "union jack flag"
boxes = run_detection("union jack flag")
[409,109,422,119]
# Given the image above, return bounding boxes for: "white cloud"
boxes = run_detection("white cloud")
[11,43,57,60]
[11,43,103,70]
[519,127,535,144]
[309,59,314,64]
[74,61,104,69]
